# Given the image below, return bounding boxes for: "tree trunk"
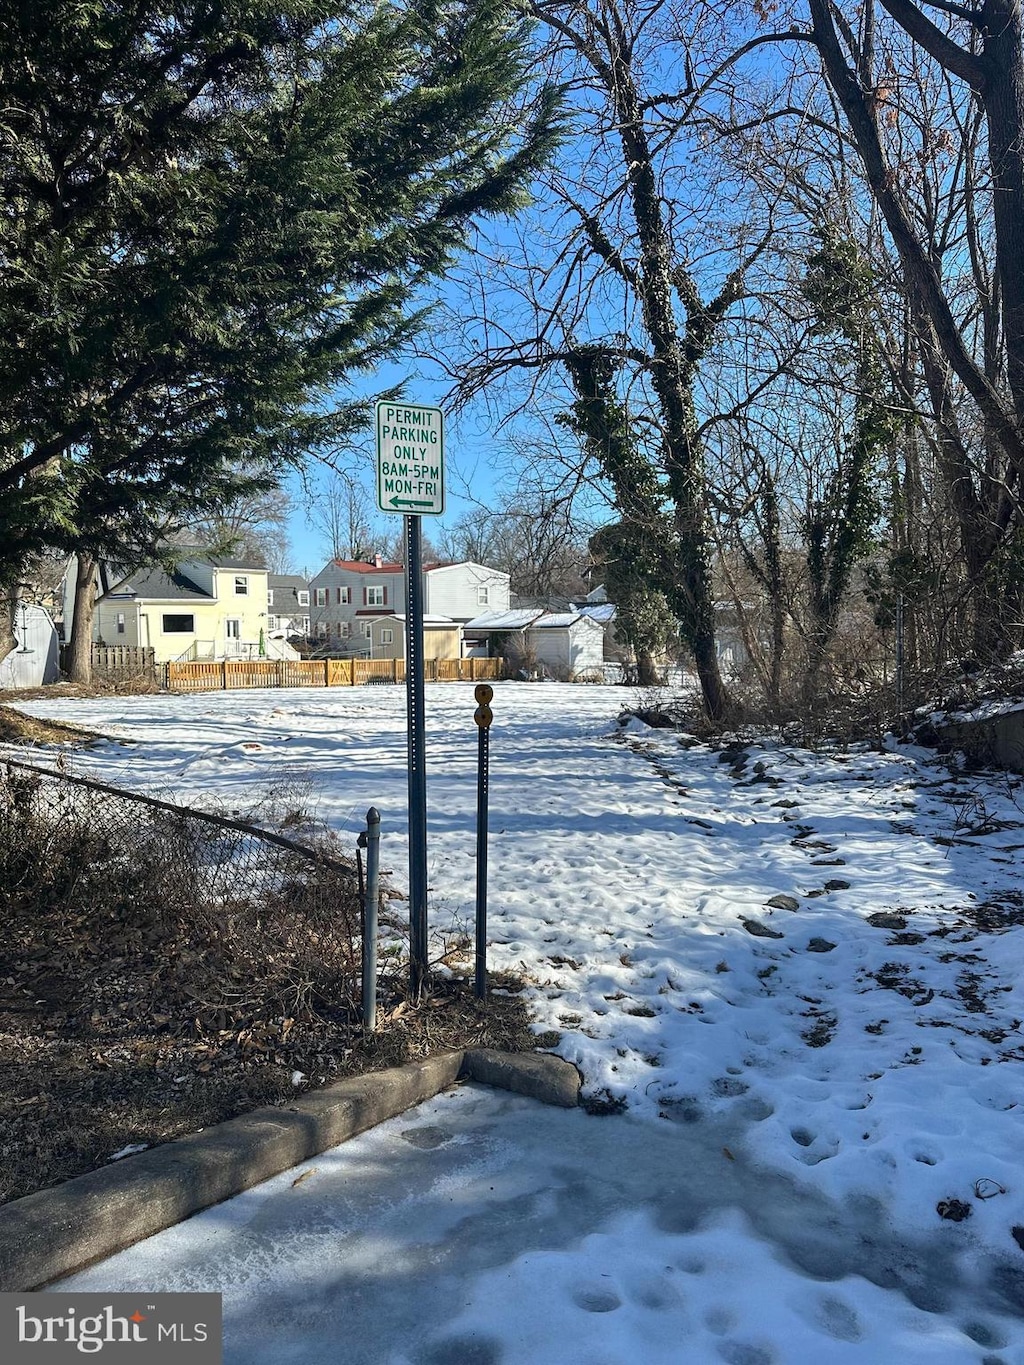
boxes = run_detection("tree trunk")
[66,552,97,685]
[608,56,730,724]
[0,592,16,666]
[635,647,661,687]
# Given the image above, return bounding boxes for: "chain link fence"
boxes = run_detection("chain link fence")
[0,758,382,1033]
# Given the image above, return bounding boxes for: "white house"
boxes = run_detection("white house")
[528,612,606,675]
[423,561,510,621]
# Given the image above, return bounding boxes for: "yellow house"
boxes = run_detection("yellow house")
[367,613,461,661]
[93,559,272,663]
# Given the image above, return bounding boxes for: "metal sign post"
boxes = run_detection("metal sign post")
[405,515,428,997]
[473,683,494,1000]
[375,401,445,1000]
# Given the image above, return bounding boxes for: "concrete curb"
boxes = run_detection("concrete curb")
[462,1047,581,1108]
[0,1048,581,1292]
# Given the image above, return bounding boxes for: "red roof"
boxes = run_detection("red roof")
[332,559,404,574]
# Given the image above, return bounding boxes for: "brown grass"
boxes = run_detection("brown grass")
[0,703,99,748]
[0,753,544,1207]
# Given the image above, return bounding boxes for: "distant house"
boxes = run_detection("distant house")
[267,574,310,638]
[307,555,405,653]
[307,555,510,655]
[423,561,510,621]
[65,556,297,663]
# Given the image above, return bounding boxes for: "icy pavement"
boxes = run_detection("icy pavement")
[53,1084,1024,1364]
[13,681,1024,1360]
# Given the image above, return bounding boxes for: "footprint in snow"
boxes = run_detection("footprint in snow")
[571,1285,622,1313]
[716,1344,776,1365]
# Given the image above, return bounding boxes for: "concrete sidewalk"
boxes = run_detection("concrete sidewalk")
[52,1083,699,1364]
[41,1080,997,1365]
[0,1049,580,1294]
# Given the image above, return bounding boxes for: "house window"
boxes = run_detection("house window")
[477,585,489,606]
[225,618,241,639]
[315,621,327,639]
[362,621,372,638]
[337,586,350,604]
[314,587,327,607]
[267,589,274,606]
[234,576,249,596]
[365,584,385,607]
[339,622,350,639]
[380,628,394,645]
[162,614,195,633]
[268,616,279,631]
[298,590,309,606]
[116,613,126,635]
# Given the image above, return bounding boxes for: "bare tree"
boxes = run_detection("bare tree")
[435,0,817,721]
[441,474,592,598]
[802,0,1024,656]
[305,469,381,564]
[183,486,295,571]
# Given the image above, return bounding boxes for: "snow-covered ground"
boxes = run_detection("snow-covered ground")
[11,681,1024,1361]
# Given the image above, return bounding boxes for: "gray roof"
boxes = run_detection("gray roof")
[174,550,265,571]
[104,567,212,601]
[269,574,309,591]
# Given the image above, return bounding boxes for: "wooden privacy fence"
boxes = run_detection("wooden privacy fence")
[60,643,158,683]
[165,656,502,693]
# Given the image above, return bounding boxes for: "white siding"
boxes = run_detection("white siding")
[424,563,510,620]
[527,618,605,674]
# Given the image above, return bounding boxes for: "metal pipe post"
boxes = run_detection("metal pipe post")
[362,806,381,1033]
[404,515,428,996]
[473,684,493,999]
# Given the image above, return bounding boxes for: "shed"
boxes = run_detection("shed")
[462,609,541,658]
[0,606,60,689]
[526,612,606,676]
[368,614,461,661]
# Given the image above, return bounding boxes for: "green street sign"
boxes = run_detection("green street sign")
[375,401,445,516]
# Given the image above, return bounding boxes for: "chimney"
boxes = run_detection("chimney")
[375,553,384,568]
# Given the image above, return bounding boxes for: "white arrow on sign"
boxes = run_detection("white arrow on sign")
[375,402,445,516]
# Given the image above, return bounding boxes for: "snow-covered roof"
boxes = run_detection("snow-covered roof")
[573,603,617,624]
[463,609,540,631]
